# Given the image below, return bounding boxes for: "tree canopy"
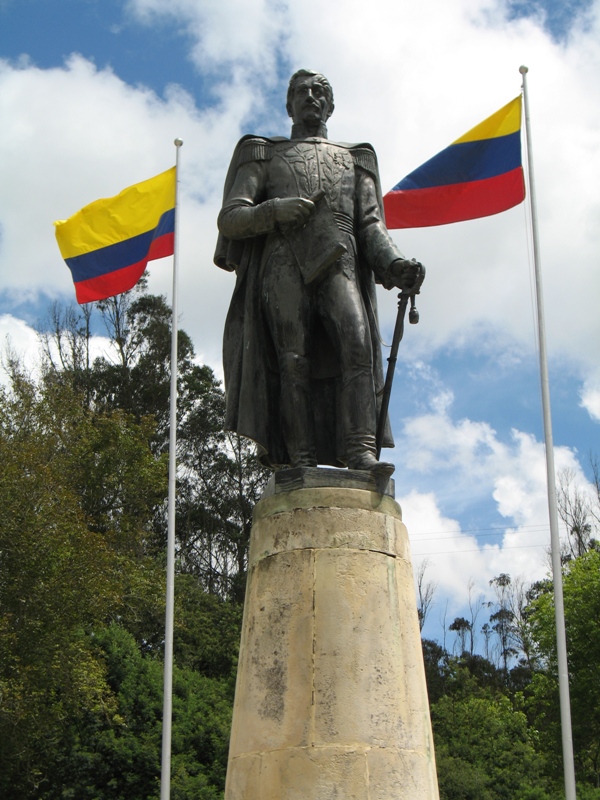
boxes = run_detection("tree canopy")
[0,289,267,797]
[1,288,598,798]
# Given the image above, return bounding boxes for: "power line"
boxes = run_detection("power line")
[411,528,551,544]
[410,522,551,538]
[412,542,549,556]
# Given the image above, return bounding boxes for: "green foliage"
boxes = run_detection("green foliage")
[575,785,600,800]
[432,692,549,800]
[422,642,557,799]
[38,624,233,800]
[41,291,270,599]
[173,341,269,601]
[0,371,166,796]
[0,290,261,796]
[526,550,600,786]
[7,288,598,798]
[173,574,242,682]
[421,638,449,704]
[424,552,600,796]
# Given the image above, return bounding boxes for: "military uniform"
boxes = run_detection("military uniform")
[215,130,404,469]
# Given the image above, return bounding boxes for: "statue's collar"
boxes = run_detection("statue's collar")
[290,122,328,140]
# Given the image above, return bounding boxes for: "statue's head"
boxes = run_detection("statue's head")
[286,69,335,126]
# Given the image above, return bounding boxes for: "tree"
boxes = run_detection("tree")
[432,696,549,800]
[432,684,549,800]
[557,467,598,561]
[0,287,273,796]
[464,579,487,656]
[38,290,270,599]
[37,624,234,800]
[481,622,493,663]
[420,559,600,796]
[172,573,243,681]
[488,574,519,675]
[449,617,472,656]
[1,293,260,795]
[174,360,259,599]
[0,367,166,797]
[421,638,449,705]
[39,300,93,377]
[416,557,437,631]
[526,550,600,788]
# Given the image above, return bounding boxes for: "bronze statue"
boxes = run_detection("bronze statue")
[214,69,423,477]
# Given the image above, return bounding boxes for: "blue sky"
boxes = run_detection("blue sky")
[1,0,599,655]
[1,0,192,93]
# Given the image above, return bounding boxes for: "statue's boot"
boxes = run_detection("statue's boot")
[347,444,395,480]
[342,369,395,479]
[279,353,317,468]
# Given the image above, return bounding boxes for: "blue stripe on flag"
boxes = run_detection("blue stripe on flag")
[393,131,521,191]
[65,208,175,282]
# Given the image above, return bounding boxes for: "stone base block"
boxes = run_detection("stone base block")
[225,475,439,799]
[227,746,435,800]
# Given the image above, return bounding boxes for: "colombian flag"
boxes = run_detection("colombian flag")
[55,167,176,304]
[384,97,525,229]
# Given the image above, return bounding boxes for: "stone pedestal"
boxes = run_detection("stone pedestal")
[224,468,439,800]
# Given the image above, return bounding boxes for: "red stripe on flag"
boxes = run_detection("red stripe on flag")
[148,231,174,261]
[384,167,525,229]
[74,232,174,304]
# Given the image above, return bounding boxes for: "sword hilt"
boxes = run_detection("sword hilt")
[409,294,419,324]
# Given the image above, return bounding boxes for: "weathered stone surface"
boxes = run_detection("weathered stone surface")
[255,484,400,520]
[223,754,261,800]
[249,500,410,566]
[229,549,314,755]
[313,548,417,748]
[260,747,369,800]
[367,747,439,800]
[224,484,439,799]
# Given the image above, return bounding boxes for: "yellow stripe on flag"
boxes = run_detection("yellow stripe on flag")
[54,167,176,260]
[453,96,522,144]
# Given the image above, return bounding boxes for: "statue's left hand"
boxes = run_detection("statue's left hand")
[387,258,425,291]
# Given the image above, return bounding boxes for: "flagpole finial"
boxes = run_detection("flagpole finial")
[519,65,528,74]
[174,138,183,147]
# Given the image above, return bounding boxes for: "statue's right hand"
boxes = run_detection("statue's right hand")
[273,197,315,226]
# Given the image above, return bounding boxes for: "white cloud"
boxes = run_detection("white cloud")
[0,54,247,371]
[400,489,486,607]
[2,0,600,385]
[396,383,596,634]
[123,0,600,393]
[0,312,118,389]
[0,314,40,383]
[580,377,600,422]
[287,0,600,383]
[1,0,598,649]
[126,0,289,88]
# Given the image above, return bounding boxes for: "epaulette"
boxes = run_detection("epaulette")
[352,147,378,177]
[237,138,274,166]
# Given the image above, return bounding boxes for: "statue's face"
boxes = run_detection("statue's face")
[289,75,332,126]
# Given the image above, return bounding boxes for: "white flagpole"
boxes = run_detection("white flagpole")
[160,137,183,800]
[519,66,577,800]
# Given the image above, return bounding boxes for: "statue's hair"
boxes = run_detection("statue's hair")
[286,69,334,119]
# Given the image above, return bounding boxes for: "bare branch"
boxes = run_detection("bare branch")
[416,557,437,632]
[557,467,594,558]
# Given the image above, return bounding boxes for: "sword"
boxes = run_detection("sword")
[376,262,425,459]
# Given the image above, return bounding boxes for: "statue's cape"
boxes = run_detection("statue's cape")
[214,135,393,468]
